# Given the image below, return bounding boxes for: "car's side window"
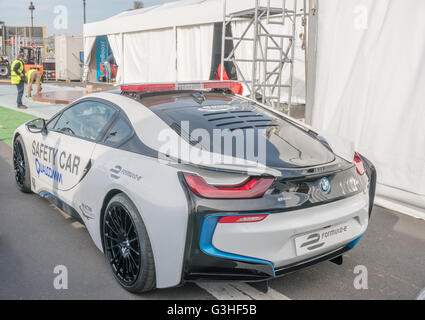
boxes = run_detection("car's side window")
[53,100,117,141]
[46,114,60,130]
[103,115,133,147]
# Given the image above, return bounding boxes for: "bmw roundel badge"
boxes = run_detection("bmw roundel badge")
[319,177,331,195]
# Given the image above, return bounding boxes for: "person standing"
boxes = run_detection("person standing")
[103,53,116,83]
[26,68,42,98]
[10,54,27,109]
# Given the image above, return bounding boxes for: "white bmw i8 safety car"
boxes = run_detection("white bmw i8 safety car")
[12,81,376,293]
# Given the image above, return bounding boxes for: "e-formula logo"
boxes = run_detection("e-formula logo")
[110,165,142,182]
[300,233,325,251]
[300,225,349,252]
[35,158,63,185]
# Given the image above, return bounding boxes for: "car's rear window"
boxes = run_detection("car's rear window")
[148,93,276,133]
[145,93,335,168]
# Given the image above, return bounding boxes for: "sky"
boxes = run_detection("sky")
[0,0,175,36]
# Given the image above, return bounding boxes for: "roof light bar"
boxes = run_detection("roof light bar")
[121,81,237,93]
[121,83,175,93]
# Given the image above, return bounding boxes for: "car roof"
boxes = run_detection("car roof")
[138,91,277,132]
[78,91,333,176]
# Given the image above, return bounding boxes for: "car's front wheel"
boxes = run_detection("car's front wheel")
[13,135,31,193]
[103,193,156,293]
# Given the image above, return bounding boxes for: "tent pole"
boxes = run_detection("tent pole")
[305,0,318,125]
[251,0,259,100]
[174,26,178,83]
[220,0,227,81]
[121,33,124,84]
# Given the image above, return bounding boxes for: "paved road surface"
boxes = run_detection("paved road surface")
[0,141,424,300]
[0,83,79,119]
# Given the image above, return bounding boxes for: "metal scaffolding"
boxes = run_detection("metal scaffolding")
[221,0,307,117]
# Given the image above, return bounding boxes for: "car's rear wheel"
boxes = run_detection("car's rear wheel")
[13,136,31,193]
[103,193,156,293]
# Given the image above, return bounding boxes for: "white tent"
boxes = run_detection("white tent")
[82,0,306,102]
[311,0,425,220]
[83,0,219,84]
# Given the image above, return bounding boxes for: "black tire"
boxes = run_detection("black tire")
[13,135,32,193]
[0,63,10,78]
[103,193,156,293]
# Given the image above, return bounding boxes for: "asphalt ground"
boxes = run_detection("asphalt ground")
[0,140,424,300]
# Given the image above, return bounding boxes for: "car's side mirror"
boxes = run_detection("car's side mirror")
[26,118,47,135]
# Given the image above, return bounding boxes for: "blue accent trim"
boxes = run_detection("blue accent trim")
[199,213,276,276]
[39,190,59,200]
[39,191,72,209]
[347,235,363,249]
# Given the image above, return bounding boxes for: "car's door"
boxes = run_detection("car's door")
[32,99,117,201]
[72,113,136,226]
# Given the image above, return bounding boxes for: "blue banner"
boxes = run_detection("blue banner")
[96,36,111,81]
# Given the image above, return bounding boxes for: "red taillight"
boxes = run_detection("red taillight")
[354,152,365,175]
[121,81,237,94]
[219,214,268,224]
[182,173,274,199]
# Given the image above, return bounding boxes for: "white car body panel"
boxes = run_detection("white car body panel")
[30,131,95,192]
[212,192,369,267]
[83,144,189,288]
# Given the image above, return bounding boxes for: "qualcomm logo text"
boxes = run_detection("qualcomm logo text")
[35,158,63,184]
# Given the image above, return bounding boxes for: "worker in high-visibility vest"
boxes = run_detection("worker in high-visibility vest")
[10,54,27,109]
[26,68,42,98]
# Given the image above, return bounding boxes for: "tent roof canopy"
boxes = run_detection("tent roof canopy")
[84,0,222,37]
[83,0,295,37]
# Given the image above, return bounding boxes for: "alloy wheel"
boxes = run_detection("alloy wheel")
[13,141,26,189]
[104,203,141,286]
